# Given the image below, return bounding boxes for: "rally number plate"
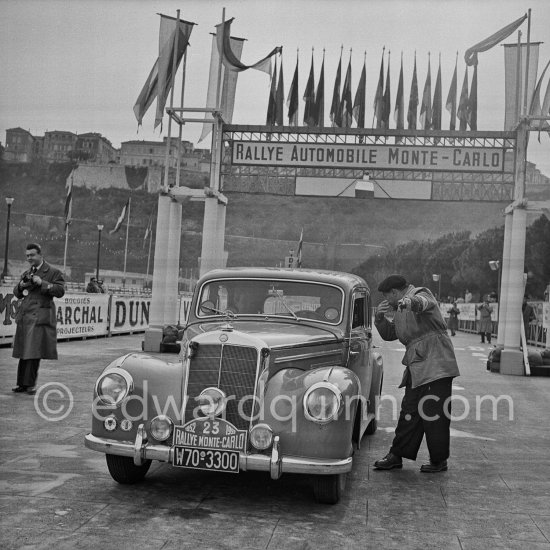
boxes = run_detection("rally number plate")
[173,446,240,473]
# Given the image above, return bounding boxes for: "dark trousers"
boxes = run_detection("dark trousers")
[16,359,41,388]
[480,331,491,344]
[390,376,453,463]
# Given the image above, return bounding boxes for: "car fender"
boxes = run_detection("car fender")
[260,366,361,460]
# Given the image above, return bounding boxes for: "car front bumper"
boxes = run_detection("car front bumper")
[85,426,353,479]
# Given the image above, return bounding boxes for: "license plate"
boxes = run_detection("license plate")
[173,446,240,473]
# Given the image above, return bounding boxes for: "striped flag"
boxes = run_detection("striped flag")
[432,56,442,130]
[303,54,316,126]
[446,56,458,130]
[315,55,325,126]
[143,211,154,248]
[287,55,299,125]
[266,62,278,125]
[64,173,74,227]
[373,50,384,128]
[296,228,303,268]
[457,66,469,131]
[394,55,404,129]
[407,54,418,129]
[330,54,342,127]
[353,59,366,128]
[110,199,130,234]
[340,56,353,128]
[420,57,432,129]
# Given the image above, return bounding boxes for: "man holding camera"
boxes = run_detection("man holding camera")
[373,274,460,473]
[12,243,65,395]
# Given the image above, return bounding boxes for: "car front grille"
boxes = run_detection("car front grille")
[184,344,259,430]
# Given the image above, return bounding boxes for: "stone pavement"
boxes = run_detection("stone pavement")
[1,331,550,549]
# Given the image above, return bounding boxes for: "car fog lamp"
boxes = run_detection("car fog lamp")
[104,415,117,432]
[303,383,341,424]
[250,424,273,450]
[96,370,133,406]
[150,415,173,441]
[198,387,227,417]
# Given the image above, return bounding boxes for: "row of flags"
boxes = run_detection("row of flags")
[63,178,154,247]
[268,50,479,131]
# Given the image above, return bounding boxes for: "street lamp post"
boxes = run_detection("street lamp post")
[432,273,441,301]
[2,197,15,281]
[96,224,104,281]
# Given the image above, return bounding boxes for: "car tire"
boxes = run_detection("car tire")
[105,454,152,484]
[312,473,347,504]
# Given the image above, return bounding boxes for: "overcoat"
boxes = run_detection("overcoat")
[447,305,460,331]
[12,262,65,359]
[375,285,460,389]
[476,303,493,333]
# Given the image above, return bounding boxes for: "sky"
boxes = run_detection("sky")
[1,0,550,175]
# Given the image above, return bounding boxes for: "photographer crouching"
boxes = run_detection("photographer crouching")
[12,243,65,395]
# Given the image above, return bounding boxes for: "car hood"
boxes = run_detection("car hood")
[190,320,342,348]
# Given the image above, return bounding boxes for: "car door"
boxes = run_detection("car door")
[346,290,373,425]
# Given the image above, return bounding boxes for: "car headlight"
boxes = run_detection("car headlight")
[150,415,173,441]
[198,387,226,417]
[249,424,273,450]
[95,369,133,406]
[303,382,342,424]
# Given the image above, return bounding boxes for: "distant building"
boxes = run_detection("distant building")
[42,130,78,162]
[3,128,36,162]
[75,132,118,164]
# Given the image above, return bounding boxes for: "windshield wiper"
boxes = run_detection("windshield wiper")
[275,291,299,320]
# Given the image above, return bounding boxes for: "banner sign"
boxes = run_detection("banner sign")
[179,295,193,324]
[56,294,110,339]
[110,295,151,334]
[232,141,507,173]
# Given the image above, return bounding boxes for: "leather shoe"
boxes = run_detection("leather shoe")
[374,452,403,470]
[26,387,36,395]
[12,386,26,393]
[420,460,448,473]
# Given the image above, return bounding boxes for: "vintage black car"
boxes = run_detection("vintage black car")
[85,268,384,503]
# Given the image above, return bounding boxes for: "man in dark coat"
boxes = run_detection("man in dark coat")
[12,243,65,394]
[373,274,460,473]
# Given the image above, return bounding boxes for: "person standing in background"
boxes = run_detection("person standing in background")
[476,299,493,344]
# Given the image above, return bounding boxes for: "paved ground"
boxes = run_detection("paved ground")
[1,331,550,549]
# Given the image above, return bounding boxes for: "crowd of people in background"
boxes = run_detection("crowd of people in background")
[86,277,105,293]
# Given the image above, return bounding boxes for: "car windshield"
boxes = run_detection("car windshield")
[197,279,344,324]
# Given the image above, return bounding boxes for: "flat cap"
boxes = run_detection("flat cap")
[378,274,407,293]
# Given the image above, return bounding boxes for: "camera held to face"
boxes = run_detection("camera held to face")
[20,272,37,289]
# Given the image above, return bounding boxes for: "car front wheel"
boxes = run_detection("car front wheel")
[105,454,152,484]
[312,473,347,504]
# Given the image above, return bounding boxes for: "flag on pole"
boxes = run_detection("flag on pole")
[266,62,278,125]
[457,66,469,131]
[143,212,154,248]
[407,53,418,129]
[330,53,342,127]
[287,55,299,125]
[315,54,325,126]
[110,199,130,235]
[133,15,196,127]
[199,33,244,143]
[353,58,366,128]
[373,50,385,128]
[468,64,478,130]
[446,56,458,130]
[217,18,282,74]
[64,173,73,227]
[464,13,527,66]
[432,55,442,130]
[529,59,550,138]
[381,53,391,128]
[420,57,432,129]
[340,56,353,128]
[394,54,404,129]
[296,228,303,268]
[303,53,316,126]
[275,58,285,126]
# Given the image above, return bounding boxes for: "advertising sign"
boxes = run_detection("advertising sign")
[232,141,508,173]
[179,295,193,324]
[56,294,110,339]
[110,295,151,334]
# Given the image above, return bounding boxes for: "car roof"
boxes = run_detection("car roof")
[198,267,369,292]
